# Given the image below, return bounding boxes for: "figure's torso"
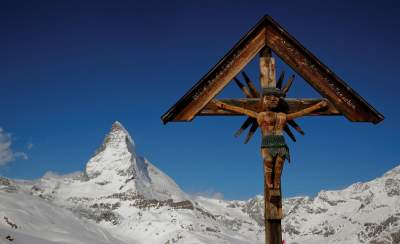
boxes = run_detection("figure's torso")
[257,111,286,136]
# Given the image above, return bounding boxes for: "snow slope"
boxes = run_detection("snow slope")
[0,177,126,244]
[281,165,400,244]
[26,122,262,244]
[84,121,187,201]
[1,121,399,244]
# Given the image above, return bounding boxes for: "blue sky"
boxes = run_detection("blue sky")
[1,0,399,200]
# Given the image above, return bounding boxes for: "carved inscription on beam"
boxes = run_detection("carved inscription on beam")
[167,27,267,122]
[264,19,382,123]
[161,15,383,125]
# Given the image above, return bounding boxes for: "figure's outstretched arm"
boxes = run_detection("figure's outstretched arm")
[212,100,258,119]
[286,100,328,120]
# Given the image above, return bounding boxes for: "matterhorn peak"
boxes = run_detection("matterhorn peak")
[85,121,139,181]
[111,121,130,136]
[102,121,135,151]
[83,121,187,201]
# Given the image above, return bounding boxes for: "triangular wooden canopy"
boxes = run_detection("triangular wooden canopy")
[161,15,383,124]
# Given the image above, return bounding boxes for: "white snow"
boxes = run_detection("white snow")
[82,121,187,201]
[0,183,126,244]
[1,122,399,244]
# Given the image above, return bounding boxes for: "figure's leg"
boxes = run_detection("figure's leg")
[273,156,285,189]
[261,148,274,188]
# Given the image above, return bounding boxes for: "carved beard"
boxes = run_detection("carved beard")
[261,96,280,112]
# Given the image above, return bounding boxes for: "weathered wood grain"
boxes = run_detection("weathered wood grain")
[199,98,340,116]
[282,75,295,95]
[242,72,260,97]
[234,78,253,98]
[264,17,383,123]
[288,120,305,135]
[161,15,384,244]
[212,99,258,118]
[234,117,254,137]
[276,71,285,89]
[161,15,383,124]
[284,125,296,142]
[286,100,328,120]
[244,121,258,144]
[161,23,267,123]
[260,48,276,89]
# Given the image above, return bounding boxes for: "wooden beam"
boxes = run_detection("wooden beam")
[282,75,295,95]
[162,24,267,123]
[197,98,340,117]
[161,15,383,125]
[288,120,305,135]
[244,121,258,144]
[234,117,254,137]
[276,71,285,89]
[234,78,253,98]
[284,125,296,142]
[242,72,260,97]
[260,47,275,89]
[264,18,383,123]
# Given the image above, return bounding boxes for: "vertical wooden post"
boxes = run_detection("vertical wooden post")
[259,47,276,89]
[260,47,283,244]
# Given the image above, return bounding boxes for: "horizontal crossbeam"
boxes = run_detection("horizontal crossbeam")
[198,98,340,117]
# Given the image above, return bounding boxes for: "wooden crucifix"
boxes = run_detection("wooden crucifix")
[161,16,383,244]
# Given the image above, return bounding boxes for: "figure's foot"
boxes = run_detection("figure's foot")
[273,183,281,190]
[273,180,281,190]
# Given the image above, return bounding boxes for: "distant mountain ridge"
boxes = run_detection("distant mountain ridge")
[0,122,399,244]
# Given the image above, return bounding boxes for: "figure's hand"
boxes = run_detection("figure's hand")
[320,100,328,108]
[212,99,222,108]
[212,99,228,110]
[287,99,329,120]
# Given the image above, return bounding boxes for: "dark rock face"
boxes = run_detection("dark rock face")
[3,216,18,229]
[358,215,400,243]
[130,198,194,210]
[385,178,400,197]
[391,230,400,244]
[0,177,18,193]
[71,206,121,225]
[283,222,300,235]
[242,197,264,226]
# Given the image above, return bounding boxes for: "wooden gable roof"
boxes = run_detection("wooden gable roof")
[161,15,383,124]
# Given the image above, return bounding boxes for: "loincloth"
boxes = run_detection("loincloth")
[261,135,290,162]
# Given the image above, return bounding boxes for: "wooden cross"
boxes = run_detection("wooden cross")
[161,16,383,244]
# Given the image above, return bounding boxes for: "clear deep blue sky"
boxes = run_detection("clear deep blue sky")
[1,0,399,199]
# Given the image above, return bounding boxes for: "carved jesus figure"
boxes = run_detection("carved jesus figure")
[213,88,328,189]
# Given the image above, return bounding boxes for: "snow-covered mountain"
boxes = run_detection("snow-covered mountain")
[0,121,399,244]
[84,122,187,201]
[25,122,263,244]
[0,177,125,244]
[281,165,400,244]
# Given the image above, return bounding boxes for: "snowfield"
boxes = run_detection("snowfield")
[0,177,126,244]
[0,122,399,244]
